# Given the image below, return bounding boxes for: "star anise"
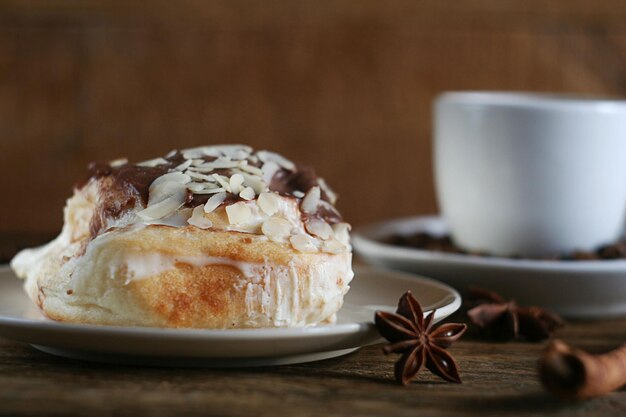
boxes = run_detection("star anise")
[375,291,467,385]
[466,287,564,342]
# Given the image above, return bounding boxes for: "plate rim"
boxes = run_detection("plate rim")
[353,214,626,273]
[0,264,461,343]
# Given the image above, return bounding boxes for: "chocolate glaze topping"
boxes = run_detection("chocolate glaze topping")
[80,150,342,237]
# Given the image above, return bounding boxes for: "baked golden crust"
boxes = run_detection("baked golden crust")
[21,225,352,328]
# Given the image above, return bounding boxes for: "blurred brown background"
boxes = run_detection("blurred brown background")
[1,0,626,238]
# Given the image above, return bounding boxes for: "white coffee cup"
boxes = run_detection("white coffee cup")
[434,92,626,257]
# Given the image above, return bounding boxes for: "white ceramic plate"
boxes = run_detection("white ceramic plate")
[353,215,626,319]
[0,265,460,367]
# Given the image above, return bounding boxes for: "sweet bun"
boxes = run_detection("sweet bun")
[12,145,353,328]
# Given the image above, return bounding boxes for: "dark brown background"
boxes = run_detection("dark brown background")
[2,0,626,236]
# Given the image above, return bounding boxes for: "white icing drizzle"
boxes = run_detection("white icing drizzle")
[124,253,260,284]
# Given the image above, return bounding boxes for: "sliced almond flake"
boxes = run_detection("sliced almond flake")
[166,149,177,158]
[187,160,239,172]
[151,172,191,189]
[191,159,205,166]
[187,171,216,182]
[301,186,320,214]
[137,157,169,167]
[186,165,206,172]
[220,144,253,155]
[332,222,352,246]
[249,155,259,164]
[305,218,333,240]
[257,192,279,216]
[257,150,296,171]
[241,173,268,195]
[186,164,213,173]
[322,239,347,254]
[261,217,292,242]
[239,163,264,176]
[186,182,207,192]
[148,181,188,205]
[181,146,217,159]
[292,190,305,198]
[187,205,213,229]
[226,202,252,224]
[175,159,193,171]
[290,234,319,253]
[239,186,255,200]
[201,144,253,158]
[261,161,281,184]
[109,158,128,167]
[198,147,222,158]
[229,149,251,160]
[137,189,186,220]
[204,192,227,213]
[208,157,242,170]
[220,145,253,159]
[317,177,338,205]
[192,187,226,195]
[212,174,232,192]
[229,173,245,194]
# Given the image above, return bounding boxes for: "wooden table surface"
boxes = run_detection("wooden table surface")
[0,314,624,417]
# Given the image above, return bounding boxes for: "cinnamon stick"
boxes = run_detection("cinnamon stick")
[539,339,626,400]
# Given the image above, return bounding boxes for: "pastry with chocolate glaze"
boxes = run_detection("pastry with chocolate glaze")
[11,145,353,328]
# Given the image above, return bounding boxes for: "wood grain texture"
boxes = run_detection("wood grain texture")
[0,317,624,417]
[1,1,626,235]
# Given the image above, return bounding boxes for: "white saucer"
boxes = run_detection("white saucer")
[353,215,626,319]
[0,265,460,367]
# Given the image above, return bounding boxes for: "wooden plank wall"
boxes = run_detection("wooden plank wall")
[1,1,625,235]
